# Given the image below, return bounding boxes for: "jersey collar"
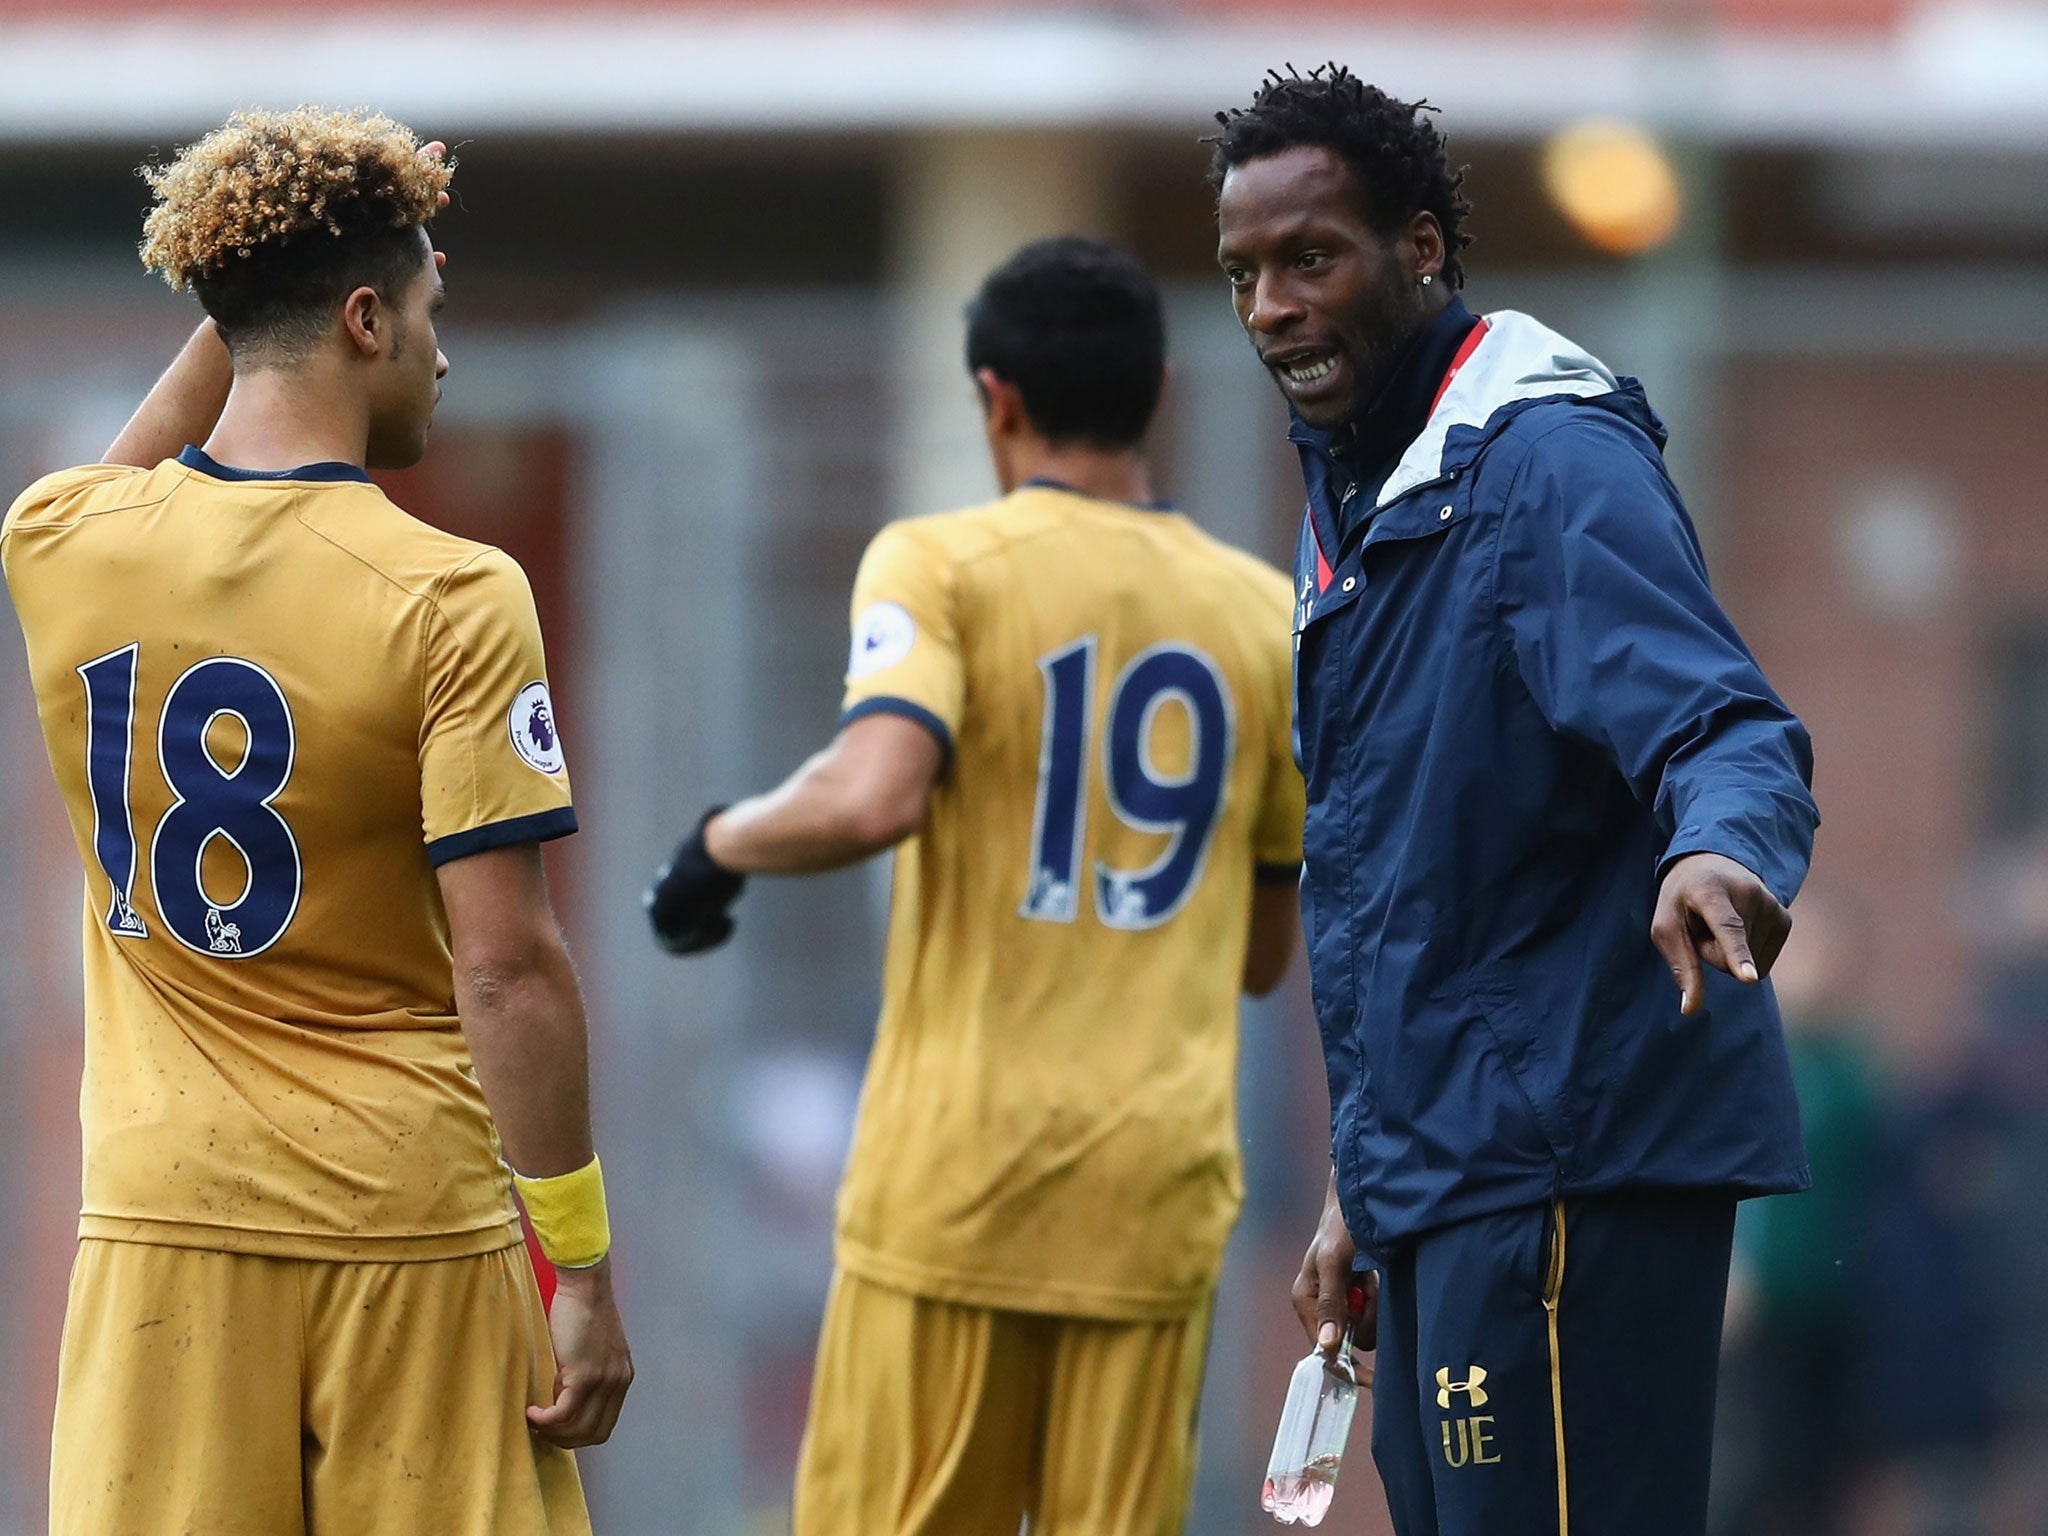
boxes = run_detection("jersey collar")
[1020,476,1175,513]
[177,445,372,485]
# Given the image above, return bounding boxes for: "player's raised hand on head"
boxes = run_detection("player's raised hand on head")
[529,1258,634,1449]
[1651,851,1792,1017]
[421,140,452,211]
[419,141,451,275]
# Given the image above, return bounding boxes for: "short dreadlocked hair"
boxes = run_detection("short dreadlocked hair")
[140,107,451,364]
[1208,65,1473,289]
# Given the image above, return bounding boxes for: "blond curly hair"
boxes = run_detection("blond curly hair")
[140,107,450,289]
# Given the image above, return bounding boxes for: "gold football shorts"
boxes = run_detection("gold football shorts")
[49,1238,589,1536]
[794,1267,1213,1536]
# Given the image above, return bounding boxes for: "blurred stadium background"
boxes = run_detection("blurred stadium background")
[3,0,2047,1532]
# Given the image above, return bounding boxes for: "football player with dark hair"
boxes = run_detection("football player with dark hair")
[650,236,1305,1536]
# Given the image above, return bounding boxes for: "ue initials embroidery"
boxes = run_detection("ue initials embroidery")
[1436,1366,1502,1467]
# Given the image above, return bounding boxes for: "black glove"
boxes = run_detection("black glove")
[645,808,746,955]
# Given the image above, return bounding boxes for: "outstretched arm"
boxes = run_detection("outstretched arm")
[1496,415,1817,1014]
[707,712,944,874]
[645,712,944,954]
[104,321,232,468]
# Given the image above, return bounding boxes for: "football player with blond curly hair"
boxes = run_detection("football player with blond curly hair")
[4,108,630,1536]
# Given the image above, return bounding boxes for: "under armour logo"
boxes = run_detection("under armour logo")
[1436,1366,1489,1409]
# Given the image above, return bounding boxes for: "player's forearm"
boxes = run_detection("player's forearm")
[707,748,920,875]
[458,939,597,1178]
[1243,879,1301,997]
[104,321,233,468]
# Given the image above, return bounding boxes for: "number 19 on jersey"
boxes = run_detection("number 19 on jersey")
[1021,637,1234,932]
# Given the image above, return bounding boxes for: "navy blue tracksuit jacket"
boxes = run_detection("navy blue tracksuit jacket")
[1290,302,1819,1263]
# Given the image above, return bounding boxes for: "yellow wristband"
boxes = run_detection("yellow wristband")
[513,1155,611,1269]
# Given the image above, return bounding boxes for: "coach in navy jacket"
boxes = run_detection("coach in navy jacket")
[1214,68,1817,1536]
[1287,304,1816,1262]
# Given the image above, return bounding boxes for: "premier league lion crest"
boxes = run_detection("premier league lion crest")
[508,680,567,775]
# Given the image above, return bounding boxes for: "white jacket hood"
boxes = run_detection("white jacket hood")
[1377,310,1621,509]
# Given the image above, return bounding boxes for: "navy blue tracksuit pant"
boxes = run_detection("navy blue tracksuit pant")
[1370,1190,1736,1536]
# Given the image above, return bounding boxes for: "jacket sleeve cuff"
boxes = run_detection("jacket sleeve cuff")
[1656,793,1817,906]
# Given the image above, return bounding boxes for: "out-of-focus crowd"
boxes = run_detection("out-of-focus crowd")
[1712,859,2048,1536]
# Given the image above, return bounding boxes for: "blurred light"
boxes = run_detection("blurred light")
[730,1047,860,1198]
[1837,469,1963,619]
[1540,118,1683,258]
[1905,1,2048,113]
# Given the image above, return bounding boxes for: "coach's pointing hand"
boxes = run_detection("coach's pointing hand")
[529,1258,635,1449]
[1652,852,1793,1018]
[1293,1168,1375,1375]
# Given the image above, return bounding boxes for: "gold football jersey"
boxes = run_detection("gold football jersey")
[2,448,577,1259]
[835,482,1304,1320]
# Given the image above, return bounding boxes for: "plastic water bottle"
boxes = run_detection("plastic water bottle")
[1260,1285,1365,1526]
